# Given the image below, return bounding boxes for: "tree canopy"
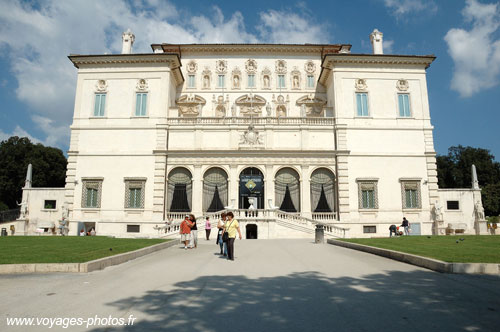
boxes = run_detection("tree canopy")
[437,145,500,216]
[0,137,67,210]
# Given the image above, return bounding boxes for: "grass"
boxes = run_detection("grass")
[0,236,168,264]
[340,235,500,263]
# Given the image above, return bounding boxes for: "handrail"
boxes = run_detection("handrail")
[166,117,335,126]
[159,208,348,238]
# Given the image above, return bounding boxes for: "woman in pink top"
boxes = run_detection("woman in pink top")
[205,217,211,240]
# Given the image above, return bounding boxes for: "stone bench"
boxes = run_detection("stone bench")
[446,223,468,235]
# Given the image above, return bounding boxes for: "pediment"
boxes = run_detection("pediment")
[176,94,206,105]
[176,95,206,117]
[235,94,266,106]
[296,95,326,106]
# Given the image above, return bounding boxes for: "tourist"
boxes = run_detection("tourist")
[189,214,198,248]
[90,228,96,236]
[205,217,211,240]
[223,211,242,261]
[217,213,228,256]
[401,217,410,235]
[180,215,193,250]
[80,229,85,236]
[389,224,398,237]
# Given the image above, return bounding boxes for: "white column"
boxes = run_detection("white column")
[265,165,274,209]
[229,165,239,209]
[192,166,202,216]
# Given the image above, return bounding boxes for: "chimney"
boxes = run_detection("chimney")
[121,29,135,54]
[370,29,383,55]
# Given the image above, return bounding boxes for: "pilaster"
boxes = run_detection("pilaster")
[301,165,311,218]
[192,165,202,216]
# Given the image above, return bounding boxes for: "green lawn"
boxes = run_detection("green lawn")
[340,235,500,263]
[0,236,168,264]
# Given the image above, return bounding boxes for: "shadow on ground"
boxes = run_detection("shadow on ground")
[91,270,500,332]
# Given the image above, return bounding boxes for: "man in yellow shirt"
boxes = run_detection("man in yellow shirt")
[223,211,242,261]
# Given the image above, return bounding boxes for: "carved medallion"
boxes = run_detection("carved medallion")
[355,78,367,91]
[304,61,316,74]
[216,60,227,74]
[186,61,198,73]
[240,124,263,145]
[246,59,257,73]
[136,79,148,91]
[275,60,287,74]
[95,79,107,92]
[396,79,409,91]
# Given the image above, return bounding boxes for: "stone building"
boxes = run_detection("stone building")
[14,29,488,238]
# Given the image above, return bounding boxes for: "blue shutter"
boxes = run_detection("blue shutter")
[136,93,147,116]
[94,94,105,116]
[135,94,141,116]
[141,93,147,116]
[356,93,368,116]
[362,94,368,116]
[399,94,410,117]
[99,94,106,116]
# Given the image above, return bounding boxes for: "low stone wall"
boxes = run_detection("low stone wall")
[328,239,500,275]
[0,240,177,274]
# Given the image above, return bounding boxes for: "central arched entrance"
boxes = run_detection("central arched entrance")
[239,167,264,209]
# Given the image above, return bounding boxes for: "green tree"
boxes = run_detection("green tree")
[0,136,67,209]
[436,145,500,216]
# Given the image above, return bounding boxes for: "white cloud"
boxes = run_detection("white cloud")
[444,0,500,97]
[258,9,328,44]
[384,0,438,17]
[0,126,42,144]
[383,39,395,53]
[0,1,327,149]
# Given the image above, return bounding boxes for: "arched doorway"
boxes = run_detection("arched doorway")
[275,167,300,212]
[203,167,228,212]
[167,167,192,212]
[310,168,336,213]
[239,167,264,209]
[246,224,258,239]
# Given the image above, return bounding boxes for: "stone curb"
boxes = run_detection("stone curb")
[327,239,500,275]
[0,240,177,274]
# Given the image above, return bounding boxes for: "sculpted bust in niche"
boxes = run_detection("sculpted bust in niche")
[263,75,270,88]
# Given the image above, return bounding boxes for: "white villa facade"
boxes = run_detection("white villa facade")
[13,30,488,239]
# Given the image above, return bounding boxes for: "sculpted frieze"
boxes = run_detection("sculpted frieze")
[296,94,326,117]
[235,94,266,116]
[176,94,206,117]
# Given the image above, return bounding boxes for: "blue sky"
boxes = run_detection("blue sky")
[0,0,499,160]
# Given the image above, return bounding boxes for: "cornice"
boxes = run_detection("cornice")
[151,43,352,57]
[68,53,184,85]
[319,53,436,85]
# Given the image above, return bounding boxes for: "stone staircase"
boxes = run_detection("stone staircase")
[156,209,349,239]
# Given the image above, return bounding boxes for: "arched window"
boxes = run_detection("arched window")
[203,168,228,212]
[167,168,192,212]
[275,168,300,212]
[310,168,335,213]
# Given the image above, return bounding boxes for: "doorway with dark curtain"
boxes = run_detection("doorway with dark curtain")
[170,183,190,212]
[246,224,258,239]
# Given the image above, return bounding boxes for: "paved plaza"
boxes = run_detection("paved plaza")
[1,239,499,331]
